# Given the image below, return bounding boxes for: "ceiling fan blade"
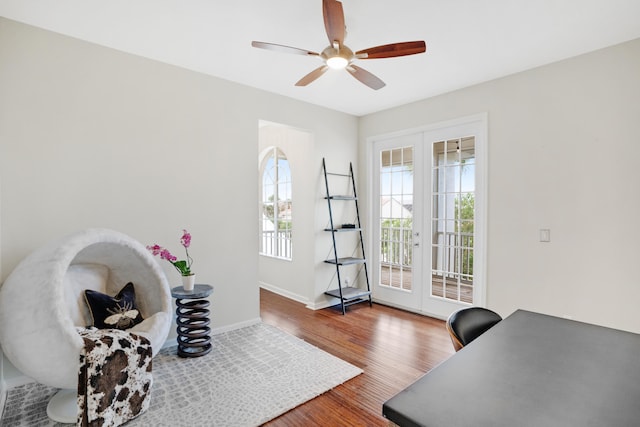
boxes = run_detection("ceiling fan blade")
[295,66,329,86]
[251,41,319,57]
[356,41,426,59]
[323,0,345,46]
[346,64,385,90]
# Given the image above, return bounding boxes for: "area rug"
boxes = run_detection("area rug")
[1,323,362,426]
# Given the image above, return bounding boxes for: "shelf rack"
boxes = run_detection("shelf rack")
[322,158,372,314]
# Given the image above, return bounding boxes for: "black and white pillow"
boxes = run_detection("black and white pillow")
[84,282,144,330]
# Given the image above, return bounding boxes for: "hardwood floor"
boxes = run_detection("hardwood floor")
[260,288,455,426]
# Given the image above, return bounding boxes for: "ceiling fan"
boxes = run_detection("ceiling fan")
[251,0,426,90]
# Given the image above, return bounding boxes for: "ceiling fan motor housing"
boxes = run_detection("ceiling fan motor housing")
[322,45,354,69]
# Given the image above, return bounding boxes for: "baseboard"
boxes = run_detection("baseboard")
[371,298,448,321]
[210,317,262,335]
[307,296,446,319]
[259,282,310,306]
[0,381,4,422]
[0,346,4,420]
[258,281,347,311]
[305,297,340,310]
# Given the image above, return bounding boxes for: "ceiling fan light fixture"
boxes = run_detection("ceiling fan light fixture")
[326,55,349,69]
[251,0,427,89]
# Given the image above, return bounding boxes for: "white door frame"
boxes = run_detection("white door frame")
[366,113,488,319]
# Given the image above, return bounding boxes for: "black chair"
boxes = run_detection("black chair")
[446,307,502,352]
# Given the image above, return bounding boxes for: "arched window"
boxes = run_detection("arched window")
[260,147,292,259]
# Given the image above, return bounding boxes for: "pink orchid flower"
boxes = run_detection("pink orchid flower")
[160,249,177,262]
[147,230,194,276]
[180,230,191,248]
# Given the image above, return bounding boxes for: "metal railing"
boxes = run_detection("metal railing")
[433,231,474,282]
[380,228,473,281]
[380,227,413,267]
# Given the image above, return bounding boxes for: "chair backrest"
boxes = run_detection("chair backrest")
[446,307,502,351]
[0,228,172,389]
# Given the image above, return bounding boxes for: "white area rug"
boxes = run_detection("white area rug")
[1,323,362,426]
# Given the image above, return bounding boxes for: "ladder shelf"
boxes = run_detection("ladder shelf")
[324,228,362,232]
[324,257,366,265]
[322,158,372,314]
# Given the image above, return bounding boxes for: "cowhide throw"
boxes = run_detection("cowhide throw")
[77,328,153,427]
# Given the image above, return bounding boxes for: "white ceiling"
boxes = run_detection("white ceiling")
[2,0,640,116]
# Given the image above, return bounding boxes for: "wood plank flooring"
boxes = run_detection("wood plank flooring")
[260,288,455,426]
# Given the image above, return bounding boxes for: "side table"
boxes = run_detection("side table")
[170,284,214,358]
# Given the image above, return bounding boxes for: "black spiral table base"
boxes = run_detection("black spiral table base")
[175,298,212,358]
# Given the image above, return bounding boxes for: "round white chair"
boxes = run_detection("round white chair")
[0,228,172,422]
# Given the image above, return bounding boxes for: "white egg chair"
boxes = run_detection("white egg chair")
[0,228,173,423]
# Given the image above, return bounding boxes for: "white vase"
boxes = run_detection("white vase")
[182,274,195,291]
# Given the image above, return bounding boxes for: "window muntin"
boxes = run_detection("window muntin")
[260,147,292,259]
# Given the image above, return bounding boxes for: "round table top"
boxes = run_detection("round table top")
[171,284,213,299]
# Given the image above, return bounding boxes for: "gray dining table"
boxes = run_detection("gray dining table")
[383,309,640,426]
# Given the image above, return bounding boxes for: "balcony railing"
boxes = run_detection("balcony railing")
[380,227,414,266]
[433,231,474,282]
[380,229,473,279]
[379,228,474,303]
[260,230,292,259]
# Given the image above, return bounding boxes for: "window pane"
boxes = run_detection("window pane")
[379,146,413,291]
[461,163,475,192]
[460,137,475,165]
[260,147,292,259]
[431,137,476,303]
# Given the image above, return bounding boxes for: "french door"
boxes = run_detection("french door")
[372,134,424,311]
[370,115,487,319]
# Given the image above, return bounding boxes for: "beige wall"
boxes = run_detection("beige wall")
[0,16,357,362]
[1,14,639,385]
[359,38,640,333]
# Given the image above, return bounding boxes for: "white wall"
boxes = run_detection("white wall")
[359,38,640,333]
[0,17,357,379]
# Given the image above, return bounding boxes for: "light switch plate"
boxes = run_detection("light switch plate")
[539,229,551,242]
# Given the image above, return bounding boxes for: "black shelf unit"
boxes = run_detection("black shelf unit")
[322,158,372,314]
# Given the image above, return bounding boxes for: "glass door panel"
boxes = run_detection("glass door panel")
[373,134,423,311]
[430,138,475,304]
[379,146,414,292]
